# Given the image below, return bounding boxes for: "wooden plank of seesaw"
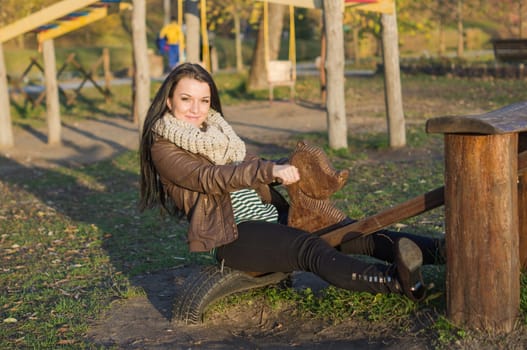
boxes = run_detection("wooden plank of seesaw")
[322,150,527,247]
[0,0,100,43]
[320,186,445,247]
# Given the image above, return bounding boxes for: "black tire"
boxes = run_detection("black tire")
[172,265,289,324]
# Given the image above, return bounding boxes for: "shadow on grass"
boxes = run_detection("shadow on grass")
[0,151,189,326]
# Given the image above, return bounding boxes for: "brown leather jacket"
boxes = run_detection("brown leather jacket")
[151,138,288,252]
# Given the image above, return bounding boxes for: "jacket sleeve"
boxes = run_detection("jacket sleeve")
[151,139,276,195]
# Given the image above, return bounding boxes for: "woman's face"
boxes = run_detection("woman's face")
[167,77,211,128]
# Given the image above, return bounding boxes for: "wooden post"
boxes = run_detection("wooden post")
[319,18,327,106]
[132,0,150,131]
[444,133,519,332]
[184,0,200,64]
[163,0,171,25]
[519,133,527,269]
[381,5,406,148]
[426,101,527,333]
[0,42,14,148]
[323,0,347,150]
[42,39,61,145]
[210,46,218,73]
[103,48,112,92]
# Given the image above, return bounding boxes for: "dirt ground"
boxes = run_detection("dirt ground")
[0,101,437,349]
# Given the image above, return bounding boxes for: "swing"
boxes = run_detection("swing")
[263,1,297,103]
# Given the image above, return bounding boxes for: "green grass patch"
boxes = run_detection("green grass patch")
[3,72,527,348]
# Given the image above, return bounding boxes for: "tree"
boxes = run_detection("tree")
[323,0,347,150]
[456,0,464,57]
[343,10,363,64]
[185,0,201,63]
[205,0,254,71]
[247,3,285,91]
[132,0,150,133]
[480,0,526,37]
[163,0,171,25]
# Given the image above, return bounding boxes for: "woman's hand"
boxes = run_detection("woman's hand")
[272,164,300,185]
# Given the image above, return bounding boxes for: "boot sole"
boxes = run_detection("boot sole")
[398,237,423,272]
[396,237,426,300]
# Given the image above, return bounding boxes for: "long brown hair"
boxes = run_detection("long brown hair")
[138,63,223,214]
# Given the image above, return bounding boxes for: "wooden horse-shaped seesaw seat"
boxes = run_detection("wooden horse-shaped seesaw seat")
[171,141,460,324]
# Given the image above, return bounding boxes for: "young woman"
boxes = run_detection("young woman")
[139,63,437,301]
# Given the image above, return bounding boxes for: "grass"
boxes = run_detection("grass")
[2,72,527,348]
[1,146,447,348]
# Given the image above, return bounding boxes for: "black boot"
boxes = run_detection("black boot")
[293,231,428,299]
[340,229,445,265]
[336,238,428,301]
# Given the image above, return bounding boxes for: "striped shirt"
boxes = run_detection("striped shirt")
[229,188,278,224]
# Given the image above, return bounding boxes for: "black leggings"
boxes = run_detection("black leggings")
[215,221,397,293]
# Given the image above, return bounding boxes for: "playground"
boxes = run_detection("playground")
[2,0,527,348]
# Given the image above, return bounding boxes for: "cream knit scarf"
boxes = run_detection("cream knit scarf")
[152,109,246,165]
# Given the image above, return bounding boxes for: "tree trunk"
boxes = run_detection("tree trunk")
[163,0,171,25]
[42,39,61,145]
[233,6,243,72]
[323,0,347,150]
[353,26,360,65]
[382,7,406,148]
[185,0,201,64]
[132,0,151,132]
[457,0,464,58]
[438,18,446,56]
[519,0,523,38]
[319,19,327,106]
[0,43,14,148]
[247,3,285,91]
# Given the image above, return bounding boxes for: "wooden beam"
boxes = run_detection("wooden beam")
[38,7,107,43]
[320,186,445,247]
[37,3,132,43]
[321,150,527,247]
[0,0,100,43]
[347,0,395,14]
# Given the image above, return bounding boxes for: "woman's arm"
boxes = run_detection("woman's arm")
[151,139,277,194]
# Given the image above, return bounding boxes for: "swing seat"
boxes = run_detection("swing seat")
[268,60,295,103]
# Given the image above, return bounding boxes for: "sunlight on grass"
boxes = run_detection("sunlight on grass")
[3,72,527,348]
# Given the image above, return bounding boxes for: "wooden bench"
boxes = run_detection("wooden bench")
[492,38,527,63]
[267,60,295,103]
[426,101,527,333]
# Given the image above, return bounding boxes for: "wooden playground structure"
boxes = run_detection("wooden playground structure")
[0,0,131,148]
[8,49,112,108]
